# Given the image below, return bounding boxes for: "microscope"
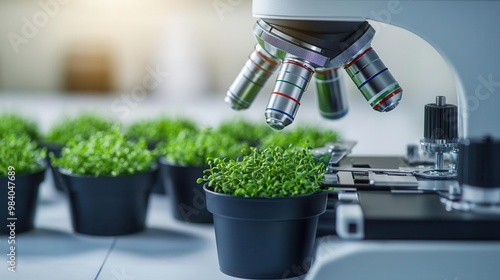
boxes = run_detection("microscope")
[225,1,500,279]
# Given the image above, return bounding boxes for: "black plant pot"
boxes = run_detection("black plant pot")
[0,168,45,234]
[41,142,65,192]
[317,191,338,237]
[159,158,212,223]
[147,140,165,195]
[204,186,328,279]
[151,157,166,195]
[124,138,165,195]
[58,168,157,236]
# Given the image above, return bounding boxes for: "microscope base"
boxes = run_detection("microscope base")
[306,237,500,280]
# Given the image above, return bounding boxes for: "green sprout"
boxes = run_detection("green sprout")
[155,128,249,167]
[45,113,115,145]
[216,118,271,146]
[260,125,339,149]
[0,134,46,176]
[198,145,325,198]
[51,129,155,177]
[0,113,40,140]
[125,117,198,144]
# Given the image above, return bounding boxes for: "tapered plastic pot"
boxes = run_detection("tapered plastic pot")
[58,168,157,236]
[317,191,338,237]
[0,168,45,234]
[204,186,328,279]
[159,158,212,223]
[41,142,65,191]
[126,139,165,195]
[147,140,165,195]
[151,157,166,195]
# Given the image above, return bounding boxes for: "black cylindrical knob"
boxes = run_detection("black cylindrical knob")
[424,96,458,140]
[458,137,500,188]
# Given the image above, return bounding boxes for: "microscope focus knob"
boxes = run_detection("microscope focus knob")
[458,137,500,190]
[418,96,459,178]
[424,96,458,140]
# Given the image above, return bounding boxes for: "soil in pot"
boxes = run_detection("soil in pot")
[205,186,327,279]
[0,168,45,234]
[159,158,212,223]
[59,168,157,236]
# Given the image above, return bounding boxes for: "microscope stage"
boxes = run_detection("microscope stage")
[321,156,500,240]
[355,191,500,240]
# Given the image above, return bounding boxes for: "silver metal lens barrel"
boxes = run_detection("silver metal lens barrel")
[225,45,282,110]
[265,58,314,130]
[315,67,348,120]
[344,47,402,112]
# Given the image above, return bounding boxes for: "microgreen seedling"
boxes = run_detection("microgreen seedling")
[260,125,339,149]
[45,114,115,145]
[51,129,155,176]
[0,134,46,176]
[155,128,249,167]
[125,117,198,143]
[198,145,325,197]
[216,118,271,146]
[0,113,40,140]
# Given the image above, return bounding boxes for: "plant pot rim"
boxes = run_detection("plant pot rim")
[126,136,163,143]
[158,157,208,168]
[204,184,327,221]
[57,164,158,179]
[203,184,326,201]
[38,140,64,149]
[1,164,46,178]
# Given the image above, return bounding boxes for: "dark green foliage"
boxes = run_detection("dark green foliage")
[216,118,271,146]
[125,117,198,143]
[0,113,40,140]
[260,125,339,149]
[156,128,249,167]
[198,145,325,197]
[45,114,115,145]
[51,130,155,176]
[0,134,46,176]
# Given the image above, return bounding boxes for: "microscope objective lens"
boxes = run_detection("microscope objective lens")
[344,47,402,112]
[265,58,314,130]
[225,45,282,110]
[315,67,349,120]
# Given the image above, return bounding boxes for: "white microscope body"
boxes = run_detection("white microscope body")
[253,0,500,140]
[249,1,500,279]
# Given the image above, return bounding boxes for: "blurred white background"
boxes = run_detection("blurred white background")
[0,0,456,155]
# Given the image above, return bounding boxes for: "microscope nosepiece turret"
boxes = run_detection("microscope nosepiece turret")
[225,19,403,130]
